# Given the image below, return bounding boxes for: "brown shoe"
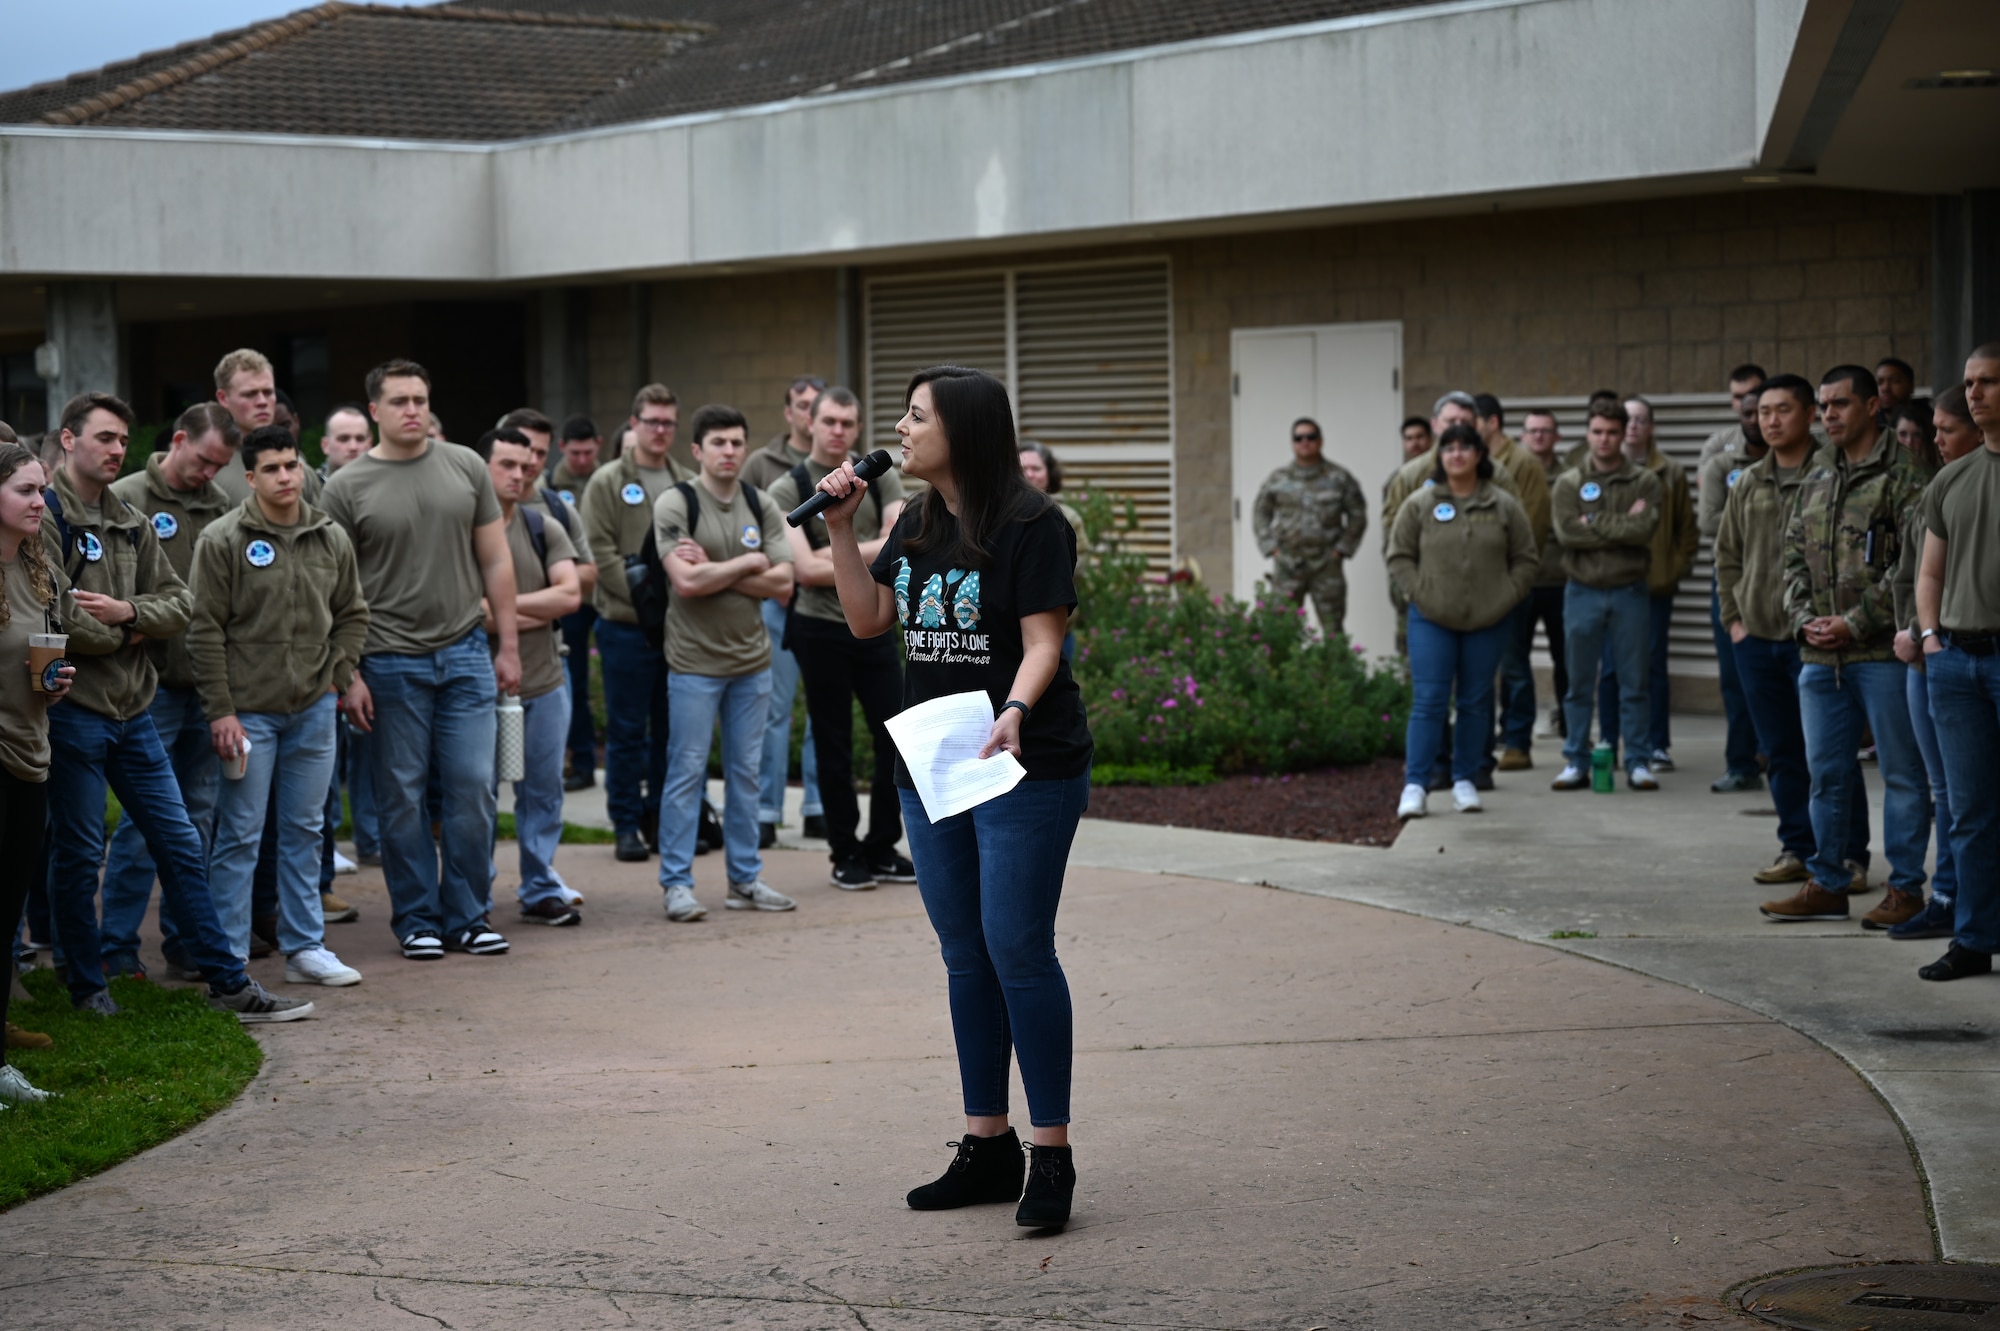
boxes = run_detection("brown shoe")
[1862,888,1925,931]
[320,892,359,924]
[5,1022,52,1051]
[1496,747,1532,772]
[1760,880,1850,922]
[1753,852,1811,885]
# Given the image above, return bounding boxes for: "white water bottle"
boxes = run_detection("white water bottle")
[496,692,525,783]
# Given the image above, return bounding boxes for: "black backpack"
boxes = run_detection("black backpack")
[45,485,140,582]
[626,481,766,653]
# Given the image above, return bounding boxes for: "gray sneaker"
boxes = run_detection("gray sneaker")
[0,1064,54,1103]
[663,884,708,922]
[727,880,796,912]
[208,979,314,1024]
[73,989,120,1016]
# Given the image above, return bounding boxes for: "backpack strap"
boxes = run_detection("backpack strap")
[44,486,77,580]
[538,487,576,537]
[520,504,548,565]
[673,481,701,540]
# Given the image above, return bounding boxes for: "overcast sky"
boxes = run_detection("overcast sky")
[0,1,425,94]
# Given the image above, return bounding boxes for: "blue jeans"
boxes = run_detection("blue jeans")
[45,704,247,1000]
[1405,604,1510,787]
[1496,599,1537,752]
[1907,666,1957,908]
[502,683,572,908]
[100,686,218,973]
[597,618,667,835]
[346,718,380,859]
[1732,635,1869,866]
[899,772,1089,1128]
[362,632,499,940]
[1799,661,1926,893]
[210,694,338,959]
[1709,587,1761,777]
[759,598,821,825]
[659,669,771,889]
[1925,645,2000,952]
[1562,581,1650,772]
[561,604,598,775]
[1597,591,1675,756]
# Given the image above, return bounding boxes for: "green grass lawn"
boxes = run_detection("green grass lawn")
[1,968,263,1211]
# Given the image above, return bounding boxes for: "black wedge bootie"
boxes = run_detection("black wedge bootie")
[1015,1144,1076,1229]
[906,1130,1025,1210]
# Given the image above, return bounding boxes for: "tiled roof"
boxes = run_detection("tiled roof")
[0,0,1432,142]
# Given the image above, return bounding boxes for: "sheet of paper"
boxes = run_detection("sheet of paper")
[884,691,1027,821]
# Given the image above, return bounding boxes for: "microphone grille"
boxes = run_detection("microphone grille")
[860,449,893,477]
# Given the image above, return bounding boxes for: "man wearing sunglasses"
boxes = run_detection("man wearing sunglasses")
[1252,418,1367,637]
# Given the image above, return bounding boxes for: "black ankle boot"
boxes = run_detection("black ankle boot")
[1015,1144,1075,1229]
[906,1130,1024,1210]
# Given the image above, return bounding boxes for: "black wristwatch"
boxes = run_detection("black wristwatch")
[1000,699,1031,720]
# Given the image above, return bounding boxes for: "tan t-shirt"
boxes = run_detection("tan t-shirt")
[1925,445,2000,633]
[495,505,577,701]
[321,442,502,656]
[652,480,790,677]
[0,556,54,783]
[764,459,907,623]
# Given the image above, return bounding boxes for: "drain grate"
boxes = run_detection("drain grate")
[1871,1026,1990,1043]
[1741,1264,2000,1329]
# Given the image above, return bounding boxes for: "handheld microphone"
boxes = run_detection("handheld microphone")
[786,450,894,528]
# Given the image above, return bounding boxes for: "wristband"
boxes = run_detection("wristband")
[1920,628,1938,641]
[1000,699,1031,720]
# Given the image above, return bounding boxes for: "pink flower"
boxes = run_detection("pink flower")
[1110,689,1126,701]
[1161,699,1178,710]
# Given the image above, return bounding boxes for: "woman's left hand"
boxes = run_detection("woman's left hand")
[41,663,75,703]
[978,706,1023,760]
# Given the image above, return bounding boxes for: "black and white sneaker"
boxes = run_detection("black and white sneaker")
[443,922,510,955]
[830,859,877,891]
[866,851,917,883]
[400,932,445,960]
[208,979,314,1024]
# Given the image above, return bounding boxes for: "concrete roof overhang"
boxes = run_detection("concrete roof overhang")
[0,0,1990,290]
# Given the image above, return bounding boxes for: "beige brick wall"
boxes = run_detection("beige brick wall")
[1170,187,1931,585]
[586,272,840,467]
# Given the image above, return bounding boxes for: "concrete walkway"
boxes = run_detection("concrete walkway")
[0,717,1970,1327]
[1071,714,1999,1264]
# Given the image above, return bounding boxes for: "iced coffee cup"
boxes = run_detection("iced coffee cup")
[222,735,253,781]
[27,633,67,694]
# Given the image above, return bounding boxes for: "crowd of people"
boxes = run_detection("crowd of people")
[0,353,1099,1232]
[1348,348,2000,987]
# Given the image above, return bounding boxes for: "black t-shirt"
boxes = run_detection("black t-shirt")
[870,500,1093,785]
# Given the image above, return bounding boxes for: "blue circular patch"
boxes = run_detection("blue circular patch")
[740,523,761,550]
[620,482,646,506]
[558,489,576,505]
[1433,502,1457,522]
[39,658,67,692]
[245,539,276,568]
[79,532,103,563]
[1579,481,1602,502]
[1726,468,1743,490]
[1422,478,1436,489]
[152,512,179,540]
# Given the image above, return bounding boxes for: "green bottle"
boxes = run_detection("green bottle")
[1591,742,1616,793]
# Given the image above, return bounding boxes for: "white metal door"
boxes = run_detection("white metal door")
[1230,322,1403,660]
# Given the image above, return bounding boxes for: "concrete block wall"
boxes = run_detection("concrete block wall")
[1169,186,1931,587]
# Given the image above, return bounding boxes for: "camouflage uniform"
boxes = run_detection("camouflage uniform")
[1782,432,1928,666]
[1253,458,1367,635]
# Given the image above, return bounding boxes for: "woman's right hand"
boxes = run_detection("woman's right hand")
[814,461,870,527]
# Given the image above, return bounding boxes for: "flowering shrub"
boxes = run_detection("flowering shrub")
[1069,492,1409,779]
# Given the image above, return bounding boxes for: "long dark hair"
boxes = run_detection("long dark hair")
[902,366,1049,568]
[1428,423,1493,486]
[1895,399,1940,473]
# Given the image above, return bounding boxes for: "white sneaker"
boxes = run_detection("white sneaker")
[1648,748,1675,772]
[0,1064,54,1103]
[1452,780,1483,812]
[1627,764,1660,791]
[726,880,797,912]
[663,884,707,922]
[1552,765,1588,790]
[1397,783,1428,820]
[332,850,359,876]
[284,946,362,986]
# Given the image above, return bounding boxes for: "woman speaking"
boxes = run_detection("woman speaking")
[1386,422,1537,819]
[814,366,1091,1230]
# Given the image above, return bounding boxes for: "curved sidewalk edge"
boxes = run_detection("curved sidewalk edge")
[1069,717,2000,1264]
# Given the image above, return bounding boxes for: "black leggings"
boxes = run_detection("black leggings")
[0,767,48,1060]
[791,614,903,862]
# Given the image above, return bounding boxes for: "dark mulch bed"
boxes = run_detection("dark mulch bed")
[1087,757,1408,847]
